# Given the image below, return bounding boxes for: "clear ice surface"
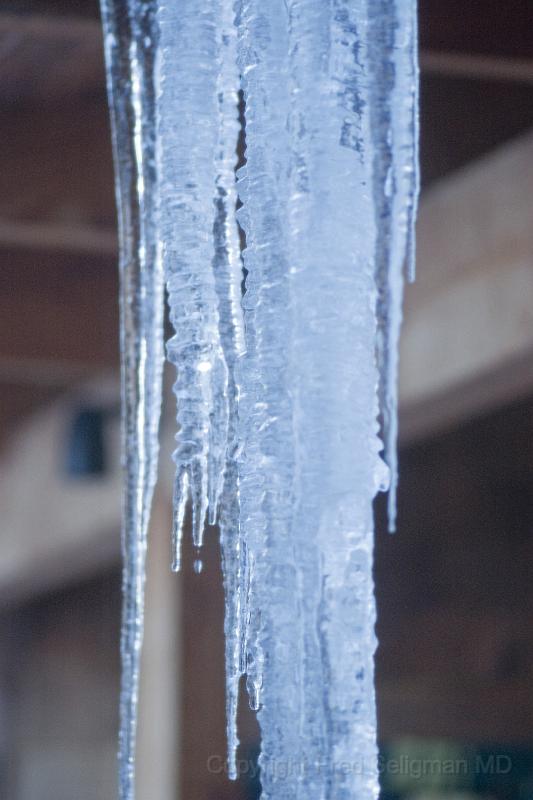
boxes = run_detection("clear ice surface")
[101,0,419,798]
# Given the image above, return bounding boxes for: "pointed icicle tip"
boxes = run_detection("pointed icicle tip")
[171,469,190,572]
[190,458,208,549]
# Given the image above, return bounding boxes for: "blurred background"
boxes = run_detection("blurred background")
[1,1,533,798]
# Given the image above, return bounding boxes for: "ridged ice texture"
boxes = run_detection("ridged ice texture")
[157,3,245,772]
[211,0,246,777]
[102,0,419,798]
[100,3,164,799]
[236,1,380,797]
[157,0,231,566]
[235,2,301,797]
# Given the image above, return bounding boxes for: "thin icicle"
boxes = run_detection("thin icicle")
[156,0,229,561]
[369,0,420,531]
[385,1,419,530]
[406,3,420,285]
[100,3,164,799]
[212,0,246,776]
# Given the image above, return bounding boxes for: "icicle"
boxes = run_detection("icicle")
[156,0,229,562]
[100,3,164,799]
[384,0,420,530]
[212,0,246,777]
[234,0,411,795]
[235,2,303,797]
[369,0,420,531]
[102,0,419,797]
[283,2,385,797]
[406,4,420,286]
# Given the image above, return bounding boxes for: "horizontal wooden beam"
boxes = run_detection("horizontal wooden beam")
[0,251,118,368]
[421,50,533,86]
[1,102,115,227]
[0,218,117,256]
[0,357,101,387]
[419,0,533,62]
[0,14,104,106]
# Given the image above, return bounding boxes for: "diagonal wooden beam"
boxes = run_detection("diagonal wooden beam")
[400,130,533,442]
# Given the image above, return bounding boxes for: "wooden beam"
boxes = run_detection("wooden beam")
[0,14,105,106]
[400,130,533,442]
[0,218,117,256]
[0,357,103,388]
[0,101,115,225]
[419,0,533,62]
[421,51,533,86]
[0,251,118,368]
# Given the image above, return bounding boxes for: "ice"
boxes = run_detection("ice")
[211,0,246,776]
[235,2,301,794]
[157,0,230,565]
[157,0,245,775]
[101,0,419,798]
[234,1,393,795]
[370,0,420,530]
[100,2,164,798]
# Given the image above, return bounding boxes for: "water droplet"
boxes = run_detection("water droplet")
[194,558,203,574]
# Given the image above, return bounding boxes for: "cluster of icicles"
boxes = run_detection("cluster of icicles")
[100,0,419,798]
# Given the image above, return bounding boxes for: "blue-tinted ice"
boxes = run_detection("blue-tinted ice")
[100,1,419,798]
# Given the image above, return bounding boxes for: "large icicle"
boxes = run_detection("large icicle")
[157,0,230,566]
[235,4,304,797]
[100,3,164,799]
[102,0,419,797]
[235,0,417,796]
